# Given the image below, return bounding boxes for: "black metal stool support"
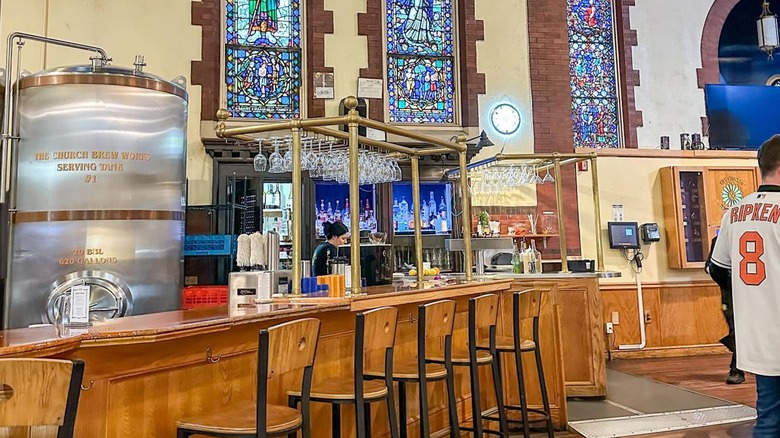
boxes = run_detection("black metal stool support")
[414,302,460,438]
[432,294,509,437]
[485,290,554,438]
[288,308,399,438]
[370,301,459,438]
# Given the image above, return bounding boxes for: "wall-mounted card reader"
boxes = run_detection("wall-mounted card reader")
[640,223,661,243]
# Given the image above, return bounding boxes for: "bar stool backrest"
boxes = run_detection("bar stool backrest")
[470,294,499,339]
[263,318,320,386]
[359,307,398,376]
[0,358,84,438]
[515,289,542,322]
[258,317,320,436]
[419,299,456,359]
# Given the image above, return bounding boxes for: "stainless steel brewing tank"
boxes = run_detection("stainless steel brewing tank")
[5,65,187,329]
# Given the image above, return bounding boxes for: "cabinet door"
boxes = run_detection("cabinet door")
[660,167,709,269]
[704,167,760,242]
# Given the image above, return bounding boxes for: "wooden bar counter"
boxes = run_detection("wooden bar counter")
[0,277,575,437]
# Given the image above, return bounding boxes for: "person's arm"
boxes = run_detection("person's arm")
[709,263,732,292]
[709,210,733,291]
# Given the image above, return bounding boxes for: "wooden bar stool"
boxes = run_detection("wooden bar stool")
[479,289,554,438]
[176,318,321,438]
[0,358,85,438]
[287,307,400,438]
[430,293,508,437]
[366,299,459,438]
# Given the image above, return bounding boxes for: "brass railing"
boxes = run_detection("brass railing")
[215,96,473,295]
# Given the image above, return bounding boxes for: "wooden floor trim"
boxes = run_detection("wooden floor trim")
[609,344,729,360]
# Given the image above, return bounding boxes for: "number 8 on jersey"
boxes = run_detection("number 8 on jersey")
[739,231,766,286]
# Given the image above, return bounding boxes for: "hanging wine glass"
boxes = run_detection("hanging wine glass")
[268,139,284,173]
[253,139,267,172]
[532,164,544,184]
[542,161,555,184]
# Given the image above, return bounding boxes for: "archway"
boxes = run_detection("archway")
[697,0,741,89]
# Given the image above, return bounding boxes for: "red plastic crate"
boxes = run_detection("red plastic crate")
[182,286,228,310]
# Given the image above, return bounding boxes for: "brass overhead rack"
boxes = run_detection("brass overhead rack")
[216,96,474,295]
[446,152,605,273]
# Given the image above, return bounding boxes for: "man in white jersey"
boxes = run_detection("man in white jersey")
[710,134,780,437]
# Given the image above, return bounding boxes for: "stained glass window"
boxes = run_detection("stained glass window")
[567,0,620,148]
[386,0,456,124]
[225,0,302,119]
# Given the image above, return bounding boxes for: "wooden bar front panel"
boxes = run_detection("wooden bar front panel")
[0,279,574,437]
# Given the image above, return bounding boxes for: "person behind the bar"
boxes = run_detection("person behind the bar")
[312,221,348,277]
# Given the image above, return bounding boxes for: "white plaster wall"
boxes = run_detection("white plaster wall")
[631,0,716,149]
[0,0,209,204]
[474,0,534,158]
[576,154,756,283]
[324,0,368,117]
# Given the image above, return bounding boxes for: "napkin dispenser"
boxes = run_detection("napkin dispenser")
[228,272,259,307]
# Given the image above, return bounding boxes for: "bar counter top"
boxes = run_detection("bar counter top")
[0,277,511,357]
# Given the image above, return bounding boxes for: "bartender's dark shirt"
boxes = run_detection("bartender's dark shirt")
[312,242,337,276]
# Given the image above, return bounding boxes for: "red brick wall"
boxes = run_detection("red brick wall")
[306,0,335,118]
[697,0,740,134]
[615,0,643,149]
[358,0,385,121]
[457,0,486,128]
[191,0,221,121]
[527,0,581,256]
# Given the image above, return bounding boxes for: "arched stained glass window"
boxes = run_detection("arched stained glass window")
[386,0,456,124]
[225,0,302,119]
[567,0,620,148]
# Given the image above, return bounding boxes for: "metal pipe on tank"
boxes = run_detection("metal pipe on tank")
[1,32,109,204]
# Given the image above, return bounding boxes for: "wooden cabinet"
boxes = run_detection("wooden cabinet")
[660,166,760,269]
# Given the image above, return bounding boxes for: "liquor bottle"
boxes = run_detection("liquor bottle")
[439,211,449,233]
[512,244,523,274]
[393,199,400,231]
[428,192,437,219]
[531,240,543,274]
[343,198,351,229]
[439,196,447,213]
[327,202,333,222]
[271,184,279,208]
[334,200,342,222]
[421,202,429,227]
[522,241,532,273]
[399,197,409,231]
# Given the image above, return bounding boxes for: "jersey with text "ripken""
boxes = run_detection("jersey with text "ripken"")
[711,186,780,376]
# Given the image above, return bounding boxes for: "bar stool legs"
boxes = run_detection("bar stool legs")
[466,345,485,436]
[398,382,407,438]
[534,327,555,438]
[511,331,531,438]
[444,360,460,438]
[490,350,510,436]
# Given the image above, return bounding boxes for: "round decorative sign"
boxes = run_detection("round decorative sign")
[490,104,521,135]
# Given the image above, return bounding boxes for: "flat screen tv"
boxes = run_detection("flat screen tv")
[705,84,780,150]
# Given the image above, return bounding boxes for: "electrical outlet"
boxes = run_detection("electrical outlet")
[611,311,620,325]
[645,312,652,324]
[605,322,614,334]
